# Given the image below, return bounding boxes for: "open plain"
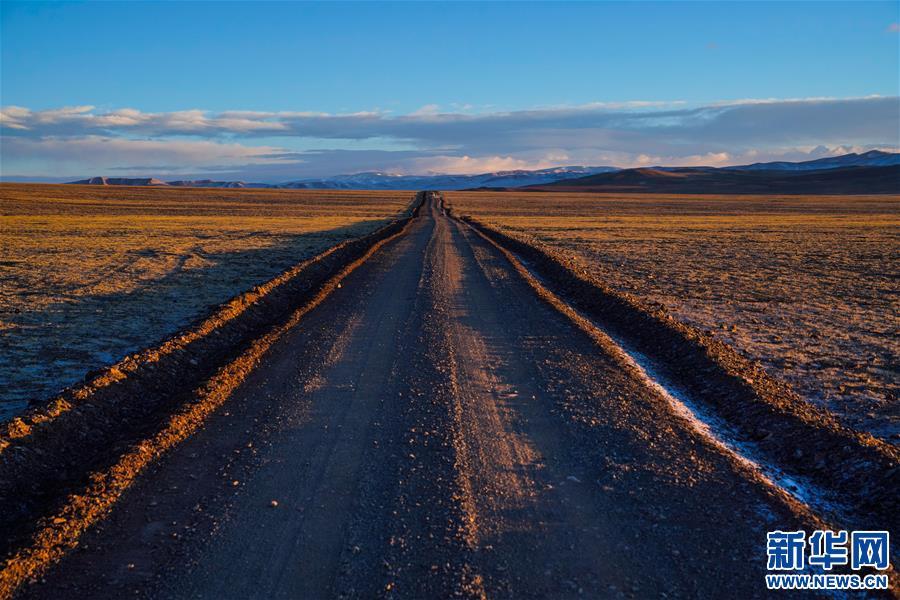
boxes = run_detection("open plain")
[446,191,900,443]
[1,191,897,599]
[0,183,412,418]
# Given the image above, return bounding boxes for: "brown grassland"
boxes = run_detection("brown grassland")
[445,191,900,443]
[0,183,413,417]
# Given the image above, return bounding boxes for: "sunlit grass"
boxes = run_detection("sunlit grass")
[0,183,413,415]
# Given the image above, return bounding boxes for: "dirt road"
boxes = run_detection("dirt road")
[20,194,849,598]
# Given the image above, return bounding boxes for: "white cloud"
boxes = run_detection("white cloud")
[2,96,897,179]
[409,104,441,117]
[405,154,563,175]
[2,136,298,176]
[3,96,895,151]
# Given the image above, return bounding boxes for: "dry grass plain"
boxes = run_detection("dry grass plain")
[0,183,413,418]
[445,191,900,443]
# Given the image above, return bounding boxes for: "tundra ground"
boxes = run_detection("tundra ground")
[0,184,412,418]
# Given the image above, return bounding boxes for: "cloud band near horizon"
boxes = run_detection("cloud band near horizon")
[1,96,897,181]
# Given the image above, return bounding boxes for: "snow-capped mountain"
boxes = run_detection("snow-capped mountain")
[280,166,619,190]
[725,150,900,171]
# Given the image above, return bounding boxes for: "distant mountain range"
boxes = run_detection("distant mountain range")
[278,166,620,190]
[721,150,900,171]
[68,177,270,188]
[66,151,899,192]
[166,179,260,188]
[526,164,900,195]
[70,166,618,191]
[71,176,171,186]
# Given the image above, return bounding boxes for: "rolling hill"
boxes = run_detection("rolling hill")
[524,164,900,194]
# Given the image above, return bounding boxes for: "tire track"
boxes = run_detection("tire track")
[1,196,424,599]
[450,207,899,536]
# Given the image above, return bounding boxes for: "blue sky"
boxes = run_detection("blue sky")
[2,1,898,180]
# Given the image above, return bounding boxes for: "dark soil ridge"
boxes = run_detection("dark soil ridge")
[0,193,424,562]
[447,205,899,534]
